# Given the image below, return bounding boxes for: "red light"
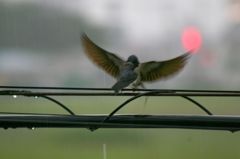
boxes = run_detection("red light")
[181,26,202,54]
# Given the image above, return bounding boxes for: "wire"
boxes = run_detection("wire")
[181,96,213,115]
[1,88,238,120]
[102,91,213,123]
[0,90,75,115]
[0,113,240,132]
[0,90,240,96]
[1,85,240,94]
[37,95,75,115]
[0,87,239,131]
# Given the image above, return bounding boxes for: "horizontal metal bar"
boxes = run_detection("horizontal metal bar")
[0,113,240,132]
[1,91,240,97]
[0,86,240,93]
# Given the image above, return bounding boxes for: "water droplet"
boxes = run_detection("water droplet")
[12,95,18,99]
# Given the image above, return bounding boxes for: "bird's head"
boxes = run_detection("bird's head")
[127,55,139,67]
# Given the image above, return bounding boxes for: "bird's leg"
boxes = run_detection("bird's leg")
[137,83,149,115]
[131,84,137,92]
[142,85,148,106]
[131,80,142,92]
[130,81,148,114]
[139,83,145,89]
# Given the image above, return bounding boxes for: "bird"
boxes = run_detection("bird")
[81,33,191,93]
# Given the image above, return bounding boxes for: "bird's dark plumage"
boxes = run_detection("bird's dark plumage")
[81,33,191,93]
[112,62,138,93]
[81,33,124,78]
[139,53,190,82]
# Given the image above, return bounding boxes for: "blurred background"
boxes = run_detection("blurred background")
[1,0,240,159]
[0,0,240,89]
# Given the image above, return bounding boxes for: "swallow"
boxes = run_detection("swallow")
[81,33,191,93]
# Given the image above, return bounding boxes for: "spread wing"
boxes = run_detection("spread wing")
[81,33,124,78]
[139,53,191,82]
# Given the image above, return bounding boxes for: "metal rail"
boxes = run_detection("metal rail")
[0,113,239,132]
[0,86,239,131]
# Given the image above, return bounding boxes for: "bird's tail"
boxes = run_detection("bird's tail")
[112,82,125,94]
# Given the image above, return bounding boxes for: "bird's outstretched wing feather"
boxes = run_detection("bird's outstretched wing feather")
[81,33,124,78]
[139,53,191,82]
